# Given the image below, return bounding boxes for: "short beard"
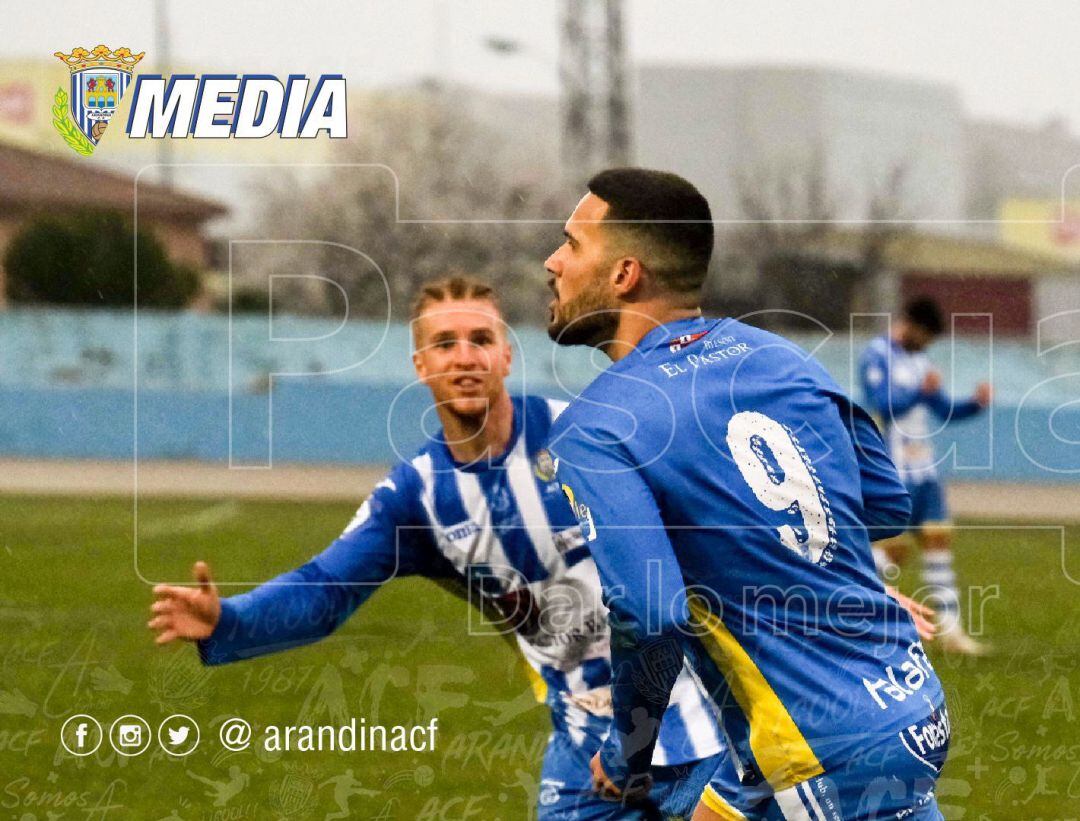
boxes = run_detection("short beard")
[547,280,618,349]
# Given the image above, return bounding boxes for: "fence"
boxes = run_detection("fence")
[1,307,1077,480]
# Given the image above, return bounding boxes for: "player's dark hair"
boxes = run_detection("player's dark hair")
[904,296,945,336]
[410,274,503,346]
[587,167,714,295]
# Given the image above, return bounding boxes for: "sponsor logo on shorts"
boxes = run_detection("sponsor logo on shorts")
[539,779,565,806]
[899,704,951,771]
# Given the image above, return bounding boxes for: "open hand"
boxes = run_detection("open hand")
[148,561,221,645]
[886,585,936,642]
[589,752,652,804]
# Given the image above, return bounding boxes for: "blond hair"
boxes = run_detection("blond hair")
[410,274,502,343]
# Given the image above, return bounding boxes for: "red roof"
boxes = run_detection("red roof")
[0,140,226,222]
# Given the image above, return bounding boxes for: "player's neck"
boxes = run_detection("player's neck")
[439,390,516,464]
[603,302,702,362]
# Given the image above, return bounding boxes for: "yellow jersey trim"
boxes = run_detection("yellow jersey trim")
[522,658,548,703]
[689,599,824,790]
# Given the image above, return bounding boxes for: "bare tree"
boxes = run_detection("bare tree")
[710,149,909,329]
[243,87,565,324]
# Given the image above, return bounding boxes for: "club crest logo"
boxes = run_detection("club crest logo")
[53,45,145,156]
[534,448,557,482]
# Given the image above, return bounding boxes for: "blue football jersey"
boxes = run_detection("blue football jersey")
[859,335,982,484]
[198,394,723,766]
[549,317,943,791]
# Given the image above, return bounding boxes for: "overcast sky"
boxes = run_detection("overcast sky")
[13,0,1080,130]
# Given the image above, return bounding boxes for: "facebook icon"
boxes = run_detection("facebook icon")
[61,714,102,757]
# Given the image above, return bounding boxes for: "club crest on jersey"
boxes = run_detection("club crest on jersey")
[668,330,708,353]
[534,449,557,482]
[560,483,596,542]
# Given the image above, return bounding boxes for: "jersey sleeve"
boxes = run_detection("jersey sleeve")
[838,395,912,540]
[198,462,435,665]
[859,339,921,421]
[549,420,687,785]
[923,389,983,422]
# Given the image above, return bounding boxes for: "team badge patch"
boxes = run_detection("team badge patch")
[53,45,145,156]
[534,449,557,482]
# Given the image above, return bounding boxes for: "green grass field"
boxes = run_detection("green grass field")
[2,494,1078,819]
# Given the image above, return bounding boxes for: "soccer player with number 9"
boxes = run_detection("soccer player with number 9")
[545,168,947,820]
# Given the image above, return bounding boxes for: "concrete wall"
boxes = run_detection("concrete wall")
[634,64,966,225]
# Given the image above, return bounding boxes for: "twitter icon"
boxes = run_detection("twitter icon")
[157,715,199,756]
[168,726,190,745]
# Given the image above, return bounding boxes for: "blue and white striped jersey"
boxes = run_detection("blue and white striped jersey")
[858,336,982,483]
[199,394,723,766]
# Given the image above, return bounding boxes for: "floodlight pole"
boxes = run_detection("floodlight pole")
[154,0,173,188]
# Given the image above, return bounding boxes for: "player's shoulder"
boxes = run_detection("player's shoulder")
[678,317,820,378]
[378,444,441,503]
[364,462,414,511]
[337,455,427,537]
[547,385,604,441]
[547,382,640,458]
[860,335,891,362]
[541,395,571,421]
[518,393,570,428]
[707,322,850,405]
[727,319,815,359]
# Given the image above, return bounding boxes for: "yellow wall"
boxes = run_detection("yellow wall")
[999,198,1080,263]
[0,59,60,150]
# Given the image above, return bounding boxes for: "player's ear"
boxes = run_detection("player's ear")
[500,331,513,374]
[410,315,427,378]
[611,256,643,297]
[412,348,428,382]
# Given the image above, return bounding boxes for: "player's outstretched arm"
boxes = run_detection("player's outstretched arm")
[149,561,221,644]
[147,553,371,665]
[924,377,990,422]
[147,464,432,666]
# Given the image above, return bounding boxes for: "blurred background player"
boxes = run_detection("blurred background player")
[148,274,725,820]
[858,296,992,655]
[544,168,947,819]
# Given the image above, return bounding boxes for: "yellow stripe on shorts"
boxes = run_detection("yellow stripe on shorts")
[700,784,748,820]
